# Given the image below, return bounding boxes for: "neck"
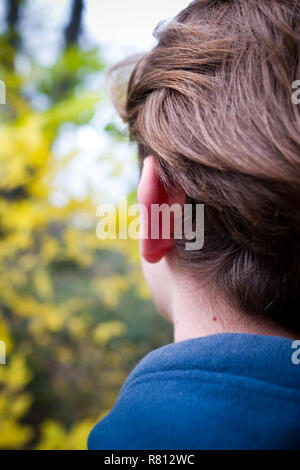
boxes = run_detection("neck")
[170,281,294,343]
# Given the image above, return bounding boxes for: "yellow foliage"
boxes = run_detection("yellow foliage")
[0,320,13,353]
[33,270,53,299]
[0,356,33,449]
[68,316,89,339]
[0,355,32,390]
[0,116,51,191]
[93,275,129,309]
[0,420,32,449]
[36,419,95,450]
[93,321,127,345]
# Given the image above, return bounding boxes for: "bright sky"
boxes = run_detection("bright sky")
[85,0,190,57]
[1,0,191,50]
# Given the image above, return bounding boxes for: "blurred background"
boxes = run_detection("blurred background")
[0,0,189,450]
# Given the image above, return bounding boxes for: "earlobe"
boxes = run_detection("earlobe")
[138,156,183,264]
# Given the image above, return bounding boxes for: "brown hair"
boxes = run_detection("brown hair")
[110,0,300,330]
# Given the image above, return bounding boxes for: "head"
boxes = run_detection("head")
[111,0,300,335]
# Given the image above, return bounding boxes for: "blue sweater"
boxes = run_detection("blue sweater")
[88,333,300,450]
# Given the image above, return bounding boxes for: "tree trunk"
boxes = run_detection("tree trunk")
[6,0,22,46]
[64,0,84,47]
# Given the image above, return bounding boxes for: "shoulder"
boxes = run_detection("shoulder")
[88,334,300,450]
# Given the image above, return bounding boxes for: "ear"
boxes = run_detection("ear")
[138,156,184,264]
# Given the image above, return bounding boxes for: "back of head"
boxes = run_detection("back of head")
[111,0,300,331]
